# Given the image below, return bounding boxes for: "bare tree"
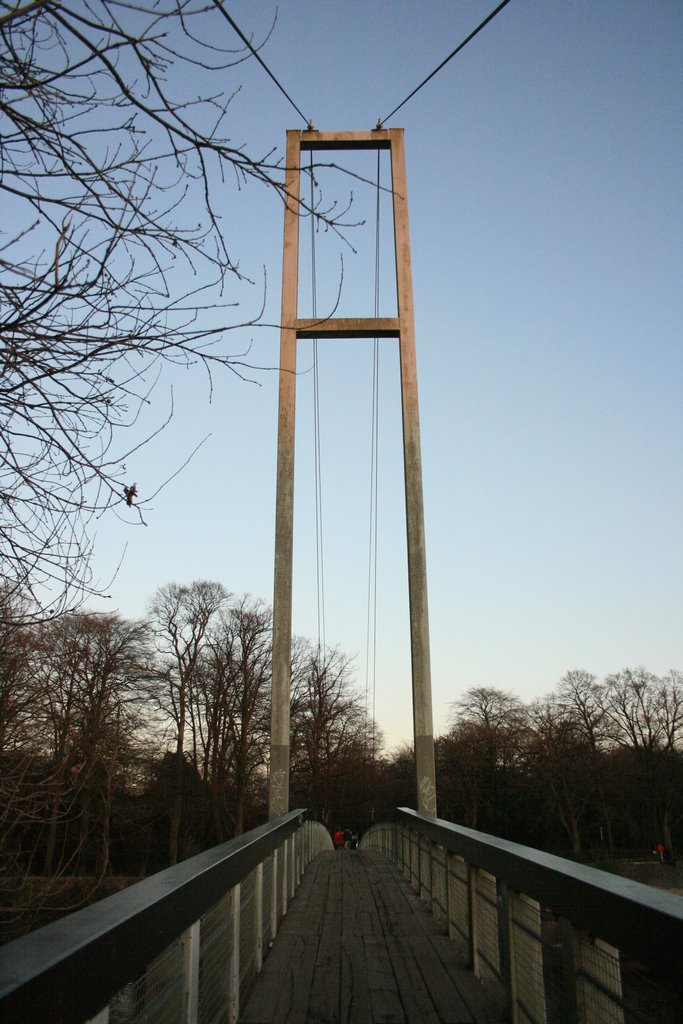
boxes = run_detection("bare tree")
[0,586,41,930]
[290,643,370,828]
[0,608,151,937]
[444,687,529,834]
[33,612,150,875]
[0,587,33,754]
[556,669,615,855]
[192,595,272,839]
[605,667,683,853]
[0,1,347,620]
[527,697,595,857]
[451,686,528,733]
[148,579,228,863]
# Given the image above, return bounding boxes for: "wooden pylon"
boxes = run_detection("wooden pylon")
[269,129,437,819]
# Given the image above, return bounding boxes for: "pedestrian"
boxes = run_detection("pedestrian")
[343,827,352,849]
[334,828,344,850]
[655,842,665,863]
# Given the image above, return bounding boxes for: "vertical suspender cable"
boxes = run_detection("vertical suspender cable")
[309,154,326,657]
[364,150,382,770]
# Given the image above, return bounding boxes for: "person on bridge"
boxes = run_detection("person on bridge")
[334,828,344,849]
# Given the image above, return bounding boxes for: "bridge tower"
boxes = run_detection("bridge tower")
[269,129,436,819]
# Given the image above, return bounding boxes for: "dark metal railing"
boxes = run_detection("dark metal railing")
[0,809,331,1024]
[362,809,683,1024]
[5,806,682,1024]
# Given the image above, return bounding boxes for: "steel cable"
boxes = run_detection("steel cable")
[212,1,312,127]
[378,0,513,125]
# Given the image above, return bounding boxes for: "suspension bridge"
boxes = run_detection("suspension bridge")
[1,809,682,1023]
[1,125,682,1024]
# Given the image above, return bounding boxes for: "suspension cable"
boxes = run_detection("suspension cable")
[310,155,326,656]
[378,0,513,125]
[211,1,312,127]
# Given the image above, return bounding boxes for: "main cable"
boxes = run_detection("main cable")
[378,0,513,125]
[211,1,312,127]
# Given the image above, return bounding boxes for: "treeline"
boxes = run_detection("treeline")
[433,673,683,860]
[1,579,680,939]
[0,581,376,939]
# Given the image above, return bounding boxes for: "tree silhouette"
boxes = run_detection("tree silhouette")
[0,1,341,620]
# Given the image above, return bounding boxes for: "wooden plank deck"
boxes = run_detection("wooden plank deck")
[239,849,505,1024]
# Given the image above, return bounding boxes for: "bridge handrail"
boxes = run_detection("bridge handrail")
[362,809,682,1023]
[0,808,322,1024]
[396,807,683,981]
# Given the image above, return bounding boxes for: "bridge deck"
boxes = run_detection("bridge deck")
[240,849,505,1024]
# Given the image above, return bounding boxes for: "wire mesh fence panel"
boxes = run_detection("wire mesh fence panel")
[262,852,274,950]
[109,938,184,1024]
[476,870,501,980]
[371,823,382,855]
[401,827,411,877]
[388,821,398,861]
[575,936,627,1024]
[419,834,431,904]
[536,912,567,1024]
[407,830,414,886]
[311,820,333,856]
[239,870,257,994]
[358,814,683,1024]
[510,892,547,1024]
[361,822,395,861]
[431,843,448,923]
[447,855,470,951]
[198,893,232,1024]
[273,842,283,920]
[409,830,420,890]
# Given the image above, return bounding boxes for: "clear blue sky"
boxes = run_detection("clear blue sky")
[89,1,682,749]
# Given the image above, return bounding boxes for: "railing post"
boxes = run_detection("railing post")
[295,827,302,886]
[270,847,278,943]
[560,916,581,1024]
[227,884,240,1024]
[443,846,451,929]
[402,826,409,879]
[282,839,289,916]
[446,851,455,940]
[181,920,200,1024]
[561,917,625,1024]
[289,835,296,900]
[429,840,438,914]
[498,881,517,1022]
[468,863,481,977]
[412,829,420,892]
[254,862,263,973]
